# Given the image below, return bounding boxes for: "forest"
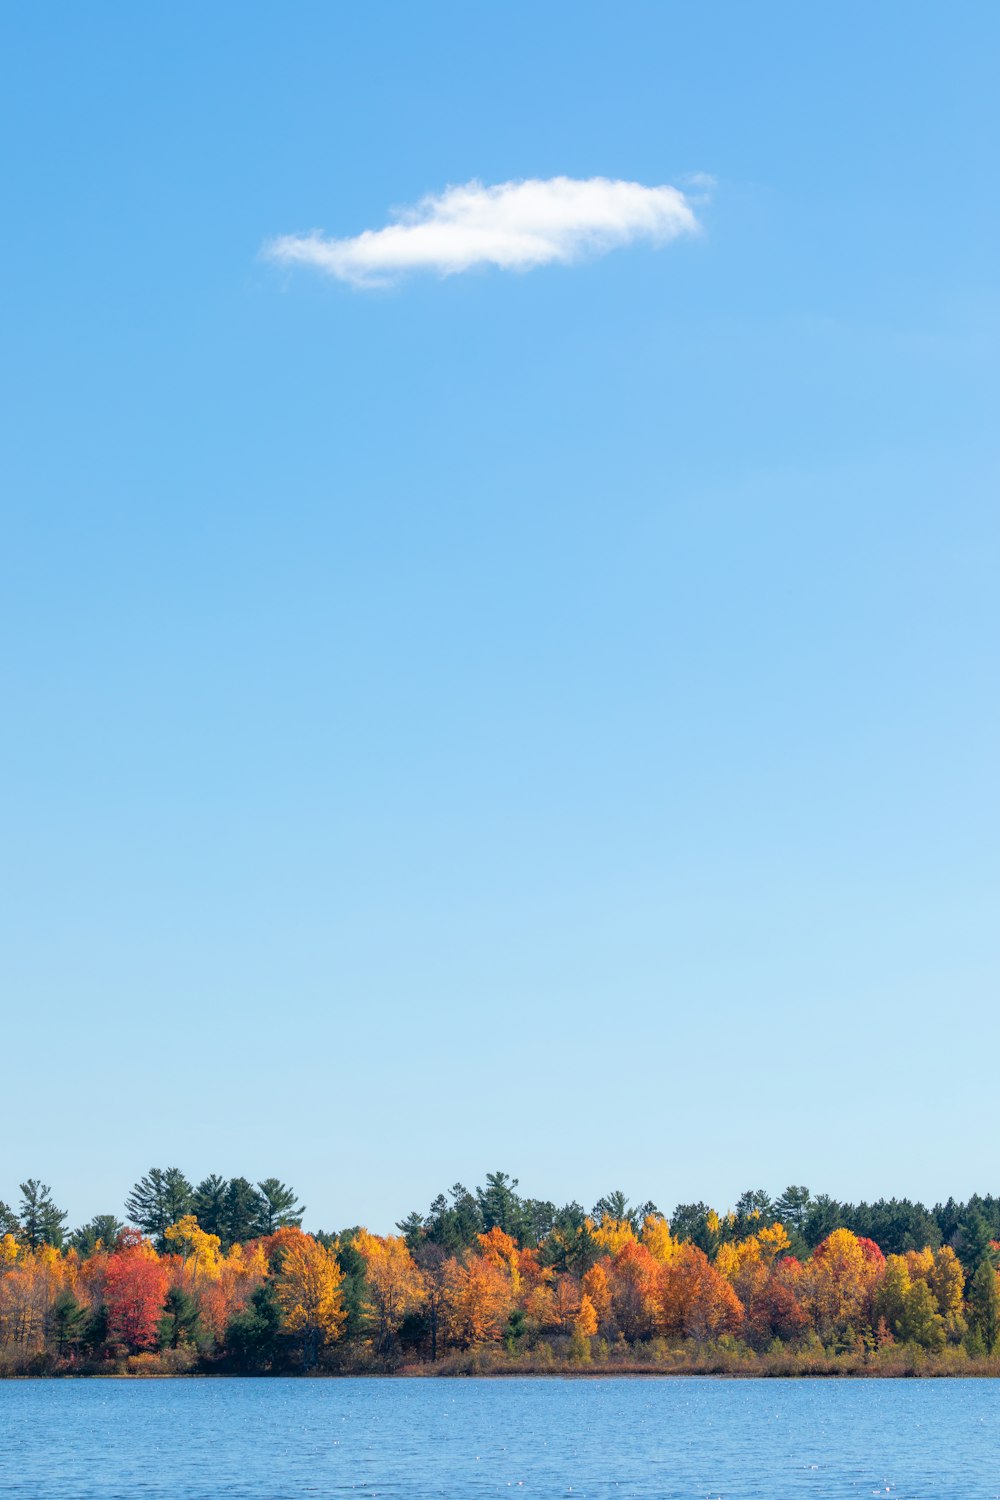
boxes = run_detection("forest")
[2,1171,1000,1376]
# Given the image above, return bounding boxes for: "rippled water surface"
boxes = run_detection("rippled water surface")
[3,1376,999,1498]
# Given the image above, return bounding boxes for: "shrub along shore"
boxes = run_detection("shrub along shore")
[3,1172,1000,1377]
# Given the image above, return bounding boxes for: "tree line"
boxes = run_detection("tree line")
[2,1171,304,1256]
[7,1173,999,1263]
[2,1170,999,1376]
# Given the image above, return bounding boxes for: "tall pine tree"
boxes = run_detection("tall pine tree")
[18,1180,67,1248]
[124,1168,193,1248]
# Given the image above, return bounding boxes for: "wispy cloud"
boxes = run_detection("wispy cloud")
[265,176,702,288]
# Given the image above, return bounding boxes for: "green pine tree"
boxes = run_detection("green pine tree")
[255,1178,304,1234]
[192,1175,228,1237]
[18,1180,67,1249]
[124,1168,193,1248]
[223,1177,265,1247]
[52,1290,88,1357]
[226,1283,282,1371]
[158,1286,204,1350]
[69,1215,124,1255]
[958,1210,997,1273]
[478,1171,527,1241]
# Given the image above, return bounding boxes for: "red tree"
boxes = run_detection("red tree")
[104,1232,169,1351]
[745,1273,808,1349]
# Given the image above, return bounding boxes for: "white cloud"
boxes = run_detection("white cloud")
[265,175,702,288]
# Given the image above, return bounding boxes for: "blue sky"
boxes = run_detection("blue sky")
[2,2,998,1233]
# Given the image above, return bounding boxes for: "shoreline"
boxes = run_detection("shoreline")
[8,1359,1000,1381]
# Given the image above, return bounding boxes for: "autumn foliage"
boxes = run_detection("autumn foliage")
[103,1230,170,1351]
[2,1172,1000,1374]
[660,1244,743,1342]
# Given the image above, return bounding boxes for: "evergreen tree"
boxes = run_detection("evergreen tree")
[734,1188,774,1233]
[450,1184,484,1246]
[934,1196,963,1246]
[223,1177,265,1247]
[774,1186,811,1254]
[69,1215,124,1255]
[158,1287,204,1350]
[956,1209,997,1272]
[18,1180,67,1248]
[395,1211,425,1252]
[125,1168,193,1248]
[424,1184,482,1251]
[590,1189,660,1234]
[540,1204,599,1275]
[226,1283,282,1370]
[844,1198,941,1255]
[477,1171,527,1240]
[592,1189,631,1225]
[0,1200,21,1237]
[978,1195,1000,1239]
[898,1201,942,1253]
[333,1232,368,1342]
[255,1178,304,1234]
[804,1193,843,1249]
[82,1302,108,1355]
[521,1198,557,1247]
[670,1202,714,1252]
[552,1201,587,1235]
[52,1290,88,1357]
[192,1175,228,1237]
[774,1185,811,1230]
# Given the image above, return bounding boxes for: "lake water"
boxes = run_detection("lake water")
[2,1376,998,1498]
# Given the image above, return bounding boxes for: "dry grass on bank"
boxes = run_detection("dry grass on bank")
[6,1341,1000,1379]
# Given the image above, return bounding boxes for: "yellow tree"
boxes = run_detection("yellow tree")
[576,1292,598,1338]
[222,1239,268,1309]
[929,1246,966,1342]
[874,1255,911,1341]
[354,1229,425,1356]
[523,1281,558,1330]
[899,1279,945,1349]
[591,1217,635,1256]
[757,1223,791,1264]
[875,1247,952,1350]
[570,1293,598,1362]
[581,1262,611,1331]
[716,1236,767,1308]
[0,1245,69,1356]
[476,1228,522,1295]
[276,1237,346,1369]
[803,1229,882,1345]
[904,1248,935,1283]
[0,1264,35,1353]
[704,1209,723,1258]
[641,1216,678,1265]
[439,1253,513,1349]
[0,1235,22,1353]
[165,1215,222,1281]
[0,1235,18,1272]
[196,1240,269,1343]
